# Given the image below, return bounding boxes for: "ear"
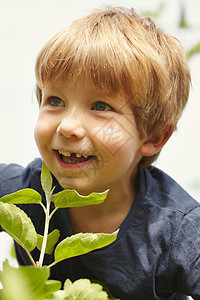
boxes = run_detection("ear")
[139,126,174,157]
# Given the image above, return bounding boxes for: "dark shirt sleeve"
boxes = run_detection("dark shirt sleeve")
[169,206,200,299]
[0,159,42,232]
[0,163,23,232]
[0,159,43,197]
[0,163,25,197]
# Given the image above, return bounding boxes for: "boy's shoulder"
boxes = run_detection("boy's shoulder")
[0,158,43,197]
[138,166,200,214]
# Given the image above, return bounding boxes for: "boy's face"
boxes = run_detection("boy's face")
[34,81,145,194]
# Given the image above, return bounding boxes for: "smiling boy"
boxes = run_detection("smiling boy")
[1,6,200,299]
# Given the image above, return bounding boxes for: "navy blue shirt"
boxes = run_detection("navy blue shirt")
[0,158,200,299]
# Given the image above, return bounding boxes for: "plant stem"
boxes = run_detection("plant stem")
[26,249,37,266]
[39,201,47,215]
[48,260,58,268]
[49,207,59,221]
[38,193,51,267]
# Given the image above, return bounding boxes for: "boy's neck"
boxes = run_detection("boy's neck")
[68,174,138,234]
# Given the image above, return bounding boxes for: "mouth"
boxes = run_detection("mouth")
[57,150,96,165]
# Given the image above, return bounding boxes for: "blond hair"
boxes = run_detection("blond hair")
[35,7,191,168]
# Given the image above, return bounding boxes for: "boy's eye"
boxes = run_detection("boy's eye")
[92,101,112,111]
[48,96,65,107]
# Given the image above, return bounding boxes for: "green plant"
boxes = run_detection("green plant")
[143,3,200,59]
[0,162,119,299]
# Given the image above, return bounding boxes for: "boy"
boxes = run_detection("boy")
[1,6,200,299]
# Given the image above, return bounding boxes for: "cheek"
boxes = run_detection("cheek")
[34,118,50,148]
[94,122,137,155]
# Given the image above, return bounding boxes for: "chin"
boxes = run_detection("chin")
[57,178,92,195]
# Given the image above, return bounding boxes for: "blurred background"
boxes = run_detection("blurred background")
[0,0,200,289]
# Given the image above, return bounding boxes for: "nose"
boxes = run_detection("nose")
[56,107,86,139]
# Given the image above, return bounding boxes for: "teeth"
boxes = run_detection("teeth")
[58,150,89,158]
[59,150,71,157]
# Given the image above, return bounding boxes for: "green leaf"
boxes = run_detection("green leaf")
[42,280,62,299]
[0,260,61,300]
[44,279,112,300]
[41,161,53,194]
[54,229,119,263]
[0,188,42,204]
[0,202,37,252]
[51,189,109,208]
[37,229,60,254]
[0,262,35,300]
[178,5,190,28]
[44,278,120,300]
[43,290,64,300]
[63,278,109,300]
[187,42,200,59]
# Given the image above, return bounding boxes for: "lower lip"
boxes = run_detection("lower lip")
[55,151,96,170]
